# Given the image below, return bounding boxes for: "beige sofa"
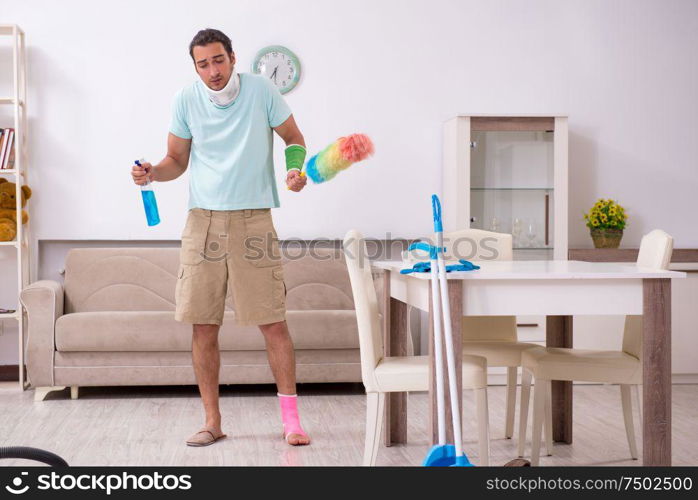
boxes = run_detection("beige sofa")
[20,247,369,401]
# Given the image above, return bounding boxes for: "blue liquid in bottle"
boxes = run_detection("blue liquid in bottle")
[141,188,160,226]
[136,159,160,226]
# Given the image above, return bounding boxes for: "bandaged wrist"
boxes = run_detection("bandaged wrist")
[285,144,306,172]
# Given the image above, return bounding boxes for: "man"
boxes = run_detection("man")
[131,28,310,447]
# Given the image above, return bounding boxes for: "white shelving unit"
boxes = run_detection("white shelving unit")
[1,24,31,390]
[443,114,568,261]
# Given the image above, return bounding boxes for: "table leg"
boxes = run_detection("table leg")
[429,280,463,445]
[642,278,671,466]
[546,315,573,444]
[383,270,407,446]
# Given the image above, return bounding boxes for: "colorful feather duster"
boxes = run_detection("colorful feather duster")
[305,134,374,183]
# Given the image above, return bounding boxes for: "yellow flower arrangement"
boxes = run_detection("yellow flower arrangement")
[584,198,627,231]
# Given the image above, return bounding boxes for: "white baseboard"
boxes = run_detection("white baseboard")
[487,372,698,386]
[672,374,698,384]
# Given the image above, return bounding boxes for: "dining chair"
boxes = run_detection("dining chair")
[343,228,491,466]
[518,229,674,465]
[447,229,544,441]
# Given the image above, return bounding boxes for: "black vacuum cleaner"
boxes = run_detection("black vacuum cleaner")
[0,447,68,466]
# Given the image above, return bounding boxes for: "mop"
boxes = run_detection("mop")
[415,196,531,468]
[422,194,473,467]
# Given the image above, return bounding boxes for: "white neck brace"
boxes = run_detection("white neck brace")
[205,71,240,107]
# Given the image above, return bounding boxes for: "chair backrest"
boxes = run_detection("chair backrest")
[446,229,517,342]
[403,228,514,264]
[342,229,383,391]
[445,228,514,262]
[636,229,674,270]
[622,229,674,358]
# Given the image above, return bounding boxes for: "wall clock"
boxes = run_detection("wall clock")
[252,45,301,94]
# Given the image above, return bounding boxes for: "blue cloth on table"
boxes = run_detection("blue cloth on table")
[400,259,480,274]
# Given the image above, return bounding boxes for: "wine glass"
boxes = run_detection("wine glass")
[526,220,537,248]
[512,218,522,248]
[490,216,500,232]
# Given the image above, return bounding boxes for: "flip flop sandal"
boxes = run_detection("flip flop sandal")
[186,429,227,447]
[504,458,531,466]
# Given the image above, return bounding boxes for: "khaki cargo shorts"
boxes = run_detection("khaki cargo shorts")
[174,207,286,327]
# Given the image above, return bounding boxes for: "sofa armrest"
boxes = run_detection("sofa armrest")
[19,280,64,387]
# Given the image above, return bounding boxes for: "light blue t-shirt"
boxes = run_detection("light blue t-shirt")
[169,73,292,210]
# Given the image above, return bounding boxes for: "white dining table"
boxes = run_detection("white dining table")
[371,259,686,466]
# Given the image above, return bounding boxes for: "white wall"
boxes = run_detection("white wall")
[2,0,697,242]
[1,0,697,364]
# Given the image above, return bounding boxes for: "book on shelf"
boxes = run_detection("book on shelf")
[0,129,7,167]
[0,128,15,169]
[6,142,15,169]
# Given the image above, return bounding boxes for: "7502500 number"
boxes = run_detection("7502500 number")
[622,476,693,491]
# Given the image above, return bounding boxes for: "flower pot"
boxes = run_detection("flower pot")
[590,228,623,249]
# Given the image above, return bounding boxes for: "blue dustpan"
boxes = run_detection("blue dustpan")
[423,444,474,467]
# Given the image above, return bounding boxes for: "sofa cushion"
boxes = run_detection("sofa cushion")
[62,247,359,314]
[55,310,360,352]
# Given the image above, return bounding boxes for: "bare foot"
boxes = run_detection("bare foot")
[285,431,311,446]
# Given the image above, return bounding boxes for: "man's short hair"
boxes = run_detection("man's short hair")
[189,28,233,60]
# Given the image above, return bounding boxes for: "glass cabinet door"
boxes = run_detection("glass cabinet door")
[469,130,554,259]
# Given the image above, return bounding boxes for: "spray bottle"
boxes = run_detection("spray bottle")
[135,158,160,226]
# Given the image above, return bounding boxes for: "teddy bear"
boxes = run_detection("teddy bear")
[0,178,32,241]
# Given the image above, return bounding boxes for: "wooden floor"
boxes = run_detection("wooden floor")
[1,382,696,466]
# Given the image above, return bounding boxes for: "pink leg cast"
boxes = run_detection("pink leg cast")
[278,393,311,446]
